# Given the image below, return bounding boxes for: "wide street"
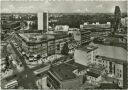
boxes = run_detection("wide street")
[2,33,73,89]
[9,41,39,89]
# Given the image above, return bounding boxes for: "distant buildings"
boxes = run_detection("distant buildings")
[80,28,91,45]
[81,22,111,39]
[55,25,69,31]
[114,6,121,33]
[80,22,111,45]
[68,28,81,41]
[37,12,48,32]
[43,12,49,32]
[81,22,111,29]
[121,17,128,27]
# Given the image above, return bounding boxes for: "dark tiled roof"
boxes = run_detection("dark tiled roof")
[73,62,88,72]
[1,45,7,59]
[87,71,100,78]
[77,45,98,53]
[50,63,77,81]
[96,55,127,65]
[97,83,121,89]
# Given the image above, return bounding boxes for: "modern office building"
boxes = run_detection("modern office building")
[43,12,48,32]
[37,13,43,30]
[37,12,48,32]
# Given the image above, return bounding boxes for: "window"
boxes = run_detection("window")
[57,44,60,50]
[120,70,121,73]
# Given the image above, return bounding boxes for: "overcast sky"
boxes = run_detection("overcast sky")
[1,0,127,13]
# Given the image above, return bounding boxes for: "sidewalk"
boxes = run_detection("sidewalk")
[26,54,63,68]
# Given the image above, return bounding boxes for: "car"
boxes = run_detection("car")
[29,57,34,62]
[22,52,25,55]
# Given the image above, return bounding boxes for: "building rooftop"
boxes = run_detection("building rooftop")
[82,23,111,29]
[96,55,127,65]
[77,45,98,53]
[50,63,77,81]
[97,44,127,61]
[72,62,88,72]
[19,33,51,42]
[96,83,121,89]
[1,45,7,59]
[87,71,100,78]
[88,63,105,72]
[18,32,69,44]
[86,63,105,78]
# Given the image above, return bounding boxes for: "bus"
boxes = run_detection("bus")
[4,80,18,89]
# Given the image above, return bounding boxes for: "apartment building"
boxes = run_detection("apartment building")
[74,45,99,66]
[95,55,127,88]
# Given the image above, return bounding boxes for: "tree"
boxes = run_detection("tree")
[61,42,69,55]
[5,56,10,69]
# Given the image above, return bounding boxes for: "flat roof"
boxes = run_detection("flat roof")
[87,71,100,78]
[50,63,77,81]
[77,45,98,53]
[1,45,7,59]
[97,83,121,89]
[72,62,88,72]
[18,32,69,44]
[96,55,127,65]
[97,44,127,61]
[83,24,111,29]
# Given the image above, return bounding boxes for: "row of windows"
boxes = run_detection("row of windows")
[117,73,122,78]
[116,69,122,73]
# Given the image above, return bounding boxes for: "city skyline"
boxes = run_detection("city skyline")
[1,1,127,13]
[1,0,127,89]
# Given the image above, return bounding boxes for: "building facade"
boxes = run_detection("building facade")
[74,45,99,66]
[13,32,70,59]
[95,56,127,88]
[80,28,91,45]
[47,63,84,89]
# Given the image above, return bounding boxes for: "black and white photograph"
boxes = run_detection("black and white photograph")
[0,0,127,89]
